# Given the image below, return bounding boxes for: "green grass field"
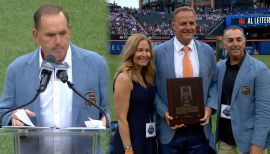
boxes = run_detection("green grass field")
[0,0,114,153]
[253,55,270,67]
[1,0,270,153]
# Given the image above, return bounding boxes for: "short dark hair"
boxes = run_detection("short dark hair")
[172,6,196,22]
[223,25,245,39]
[34,3,69,29]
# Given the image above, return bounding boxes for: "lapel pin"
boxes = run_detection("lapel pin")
[84,90,96,106]
[241,86,251,95]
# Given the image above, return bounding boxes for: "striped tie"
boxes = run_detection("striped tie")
[183,46,193,77]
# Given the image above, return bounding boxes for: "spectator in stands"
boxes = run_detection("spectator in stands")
[215,25,270,154]
[154,6,217,154]
[112,33,157,154]
[109,6,146,35]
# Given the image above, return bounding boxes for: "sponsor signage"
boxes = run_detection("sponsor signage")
[108,40,167,54]
[226,14,270,27]
[193,0,211,6]
[108,41,125,54]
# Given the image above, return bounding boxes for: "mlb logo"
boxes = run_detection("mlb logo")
[238,18,246,24]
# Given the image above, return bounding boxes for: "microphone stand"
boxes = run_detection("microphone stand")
[56,69,112,151]
[66,81,111,130]
[66,80,112,151]
[0,87,44,128]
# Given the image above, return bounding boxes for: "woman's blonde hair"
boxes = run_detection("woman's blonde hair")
[115,33,155,87]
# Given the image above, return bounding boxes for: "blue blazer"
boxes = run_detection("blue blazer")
[215,53,270,153]
[0,43,110,127]
[154,38,217,149]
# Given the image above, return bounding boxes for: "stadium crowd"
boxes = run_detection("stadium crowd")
[109,5,225,36]
[109,4,270,36]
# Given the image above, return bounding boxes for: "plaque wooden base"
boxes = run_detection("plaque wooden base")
[167,77,205,126]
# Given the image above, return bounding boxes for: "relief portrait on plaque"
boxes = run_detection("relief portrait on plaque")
[175,85,199,117]
[180,86,193,106]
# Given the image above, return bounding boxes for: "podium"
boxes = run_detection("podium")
[0,127,111,154]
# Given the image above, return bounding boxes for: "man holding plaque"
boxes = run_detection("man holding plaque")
[215,26,270,154]
[154,6,217,154]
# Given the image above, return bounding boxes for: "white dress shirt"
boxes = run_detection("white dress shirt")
[39,45,73,154]
[173,37,200,78]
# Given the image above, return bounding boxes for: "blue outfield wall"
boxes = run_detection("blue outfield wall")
[109,40,270,55]
[109,40,167,55]
[108,40,126,55]
[259,42,270,55]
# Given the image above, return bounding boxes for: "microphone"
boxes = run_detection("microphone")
[38,55,56,92]
[55,62,69,83]
[0,55,56,128]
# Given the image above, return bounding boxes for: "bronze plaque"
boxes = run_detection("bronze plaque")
[167,77,205,126]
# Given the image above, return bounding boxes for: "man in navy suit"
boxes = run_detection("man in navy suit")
[154,6,217,154]
[0,3,109,153]
[215,26,270,154]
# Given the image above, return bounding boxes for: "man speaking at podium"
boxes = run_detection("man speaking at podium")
[0,3,110,154]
